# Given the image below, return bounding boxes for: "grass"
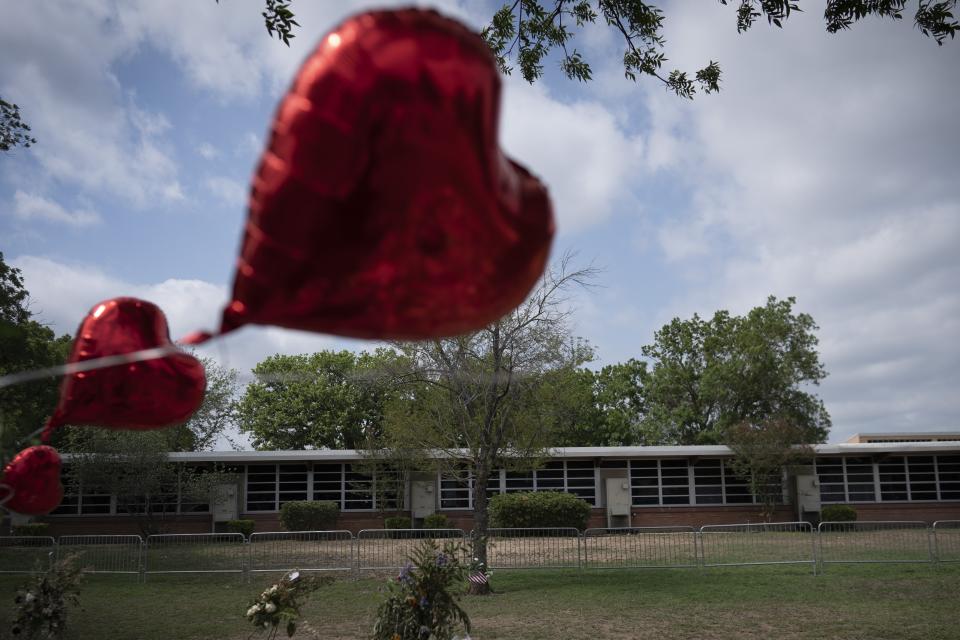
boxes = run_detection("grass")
[2,564,960,639]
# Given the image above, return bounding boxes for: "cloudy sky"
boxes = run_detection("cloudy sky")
[2,1,957,444]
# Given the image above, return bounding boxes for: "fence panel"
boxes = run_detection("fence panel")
[818,521,931,565]
[485,528,581,570]
[582,527,698,569]
[249,531,354,575]
[933,521,960,563]
[144,533,246,577]
[0,536,55,574]
[58,535,142,575]
[357,529,466,572]
[701,522,816,570]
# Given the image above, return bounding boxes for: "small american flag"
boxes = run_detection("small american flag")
[468,572,488,586]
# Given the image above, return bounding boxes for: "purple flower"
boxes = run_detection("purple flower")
[436,553,448,567]
[419,595,429,608]
[398,562,415,585]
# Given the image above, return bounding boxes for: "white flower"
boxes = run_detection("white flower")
[246,605,259,618]
[24,593,35,604]
[268,585,279,595]
[265,603,277,614]
[288,571,300,581]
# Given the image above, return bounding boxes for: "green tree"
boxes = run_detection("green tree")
[0,98,37,152]
[641,296,829,445]
[482,0,958,98]
[165,357,241,452]
[0,252,71,458]
[726,417,815,520]
[238,349,401,450]
[377,256,596,594]
[551,360,651,446]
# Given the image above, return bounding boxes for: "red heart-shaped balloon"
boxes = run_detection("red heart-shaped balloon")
[44,297,206,436]
[220,8,554,341]
[1,446,64,515]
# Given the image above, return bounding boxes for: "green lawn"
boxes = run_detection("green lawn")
[2,564,959,639]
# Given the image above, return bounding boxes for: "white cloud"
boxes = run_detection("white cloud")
[196,143,219,160]
[500,80,644,231]
[636,5,960,441]
[0,3,183,208]
[10,191,101,227]
[12,255,367,380]
[206,176,247,208]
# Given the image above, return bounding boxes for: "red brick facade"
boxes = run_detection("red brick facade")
[33,502,960,537]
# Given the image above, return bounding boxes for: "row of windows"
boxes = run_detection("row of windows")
[52,475,209,516]
[815,455,960,503]
[629,459,765,506]
[439,461,597,509]
[245,463,404,512]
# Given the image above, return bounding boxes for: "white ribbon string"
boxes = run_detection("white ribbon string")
[0,345,182,390]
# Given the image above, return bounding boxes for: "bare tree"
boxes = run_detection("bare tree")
[379,254,596,594]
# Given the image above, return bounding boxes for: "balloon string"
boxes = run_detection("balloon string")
[0,345,182,390]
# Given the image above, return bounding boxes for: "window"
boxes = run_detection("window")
[940,455,960,500]
[660,460,690,505]
[878,457,908,501]
[246,464,278,511]
[278,464,308,506]
[313,464,342,503]
[817,455,960,503]
[693,459,723,505]
[344,465,373,510]
[440,466,471,510]
[844,457,876,502]
[907,456,937,501]
[565,461,597,503]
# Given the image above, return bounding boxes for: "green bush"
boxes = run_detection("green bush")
[821,504,857,522]
[225,519,255,538]
[279,501,339,531]
[385,516,412,530]
[423,513,450,529]
[12,523,50,537]
[489,491,592,531]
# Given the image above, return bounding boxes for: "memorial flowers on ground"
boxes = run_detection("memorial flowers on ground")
[372,539,472,640]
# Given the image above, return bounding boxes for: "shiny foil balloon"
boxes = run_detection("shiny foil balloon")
[43,298,206,437]
[221,8,554,340]
[1,446,64,515]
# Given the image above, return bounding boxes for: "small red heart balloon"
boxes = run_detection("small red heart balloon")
[1,446,64,515]
[44,297,206,436]
[219,8,554,341]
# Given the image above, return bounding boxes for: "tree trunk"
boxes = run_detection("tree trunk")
[468,463,491,595]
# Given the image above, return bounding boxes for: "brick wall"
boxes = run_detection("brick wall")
[33,502,960,536]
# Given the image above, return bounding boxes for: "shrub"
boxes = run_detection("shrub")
[279,501,339,532]
[423,513,450,530]
[385,516,412,530]
[225,519,255,538]
[821,504,857,522]
[372,539,470,640]
[488,491,592,531]
[12,523,50,537]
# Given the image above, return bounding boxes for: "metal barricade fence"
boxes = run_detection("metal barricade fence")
[357,529,467,572]
[58,535,143,576]
[249,531,355,575]
[485,528,581,570]
[144,533,246,578]
[700,522,816,573]
[933,521,960,563]
[582,527,698,569]
[818,521,932,566]
[0,536,56,574]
